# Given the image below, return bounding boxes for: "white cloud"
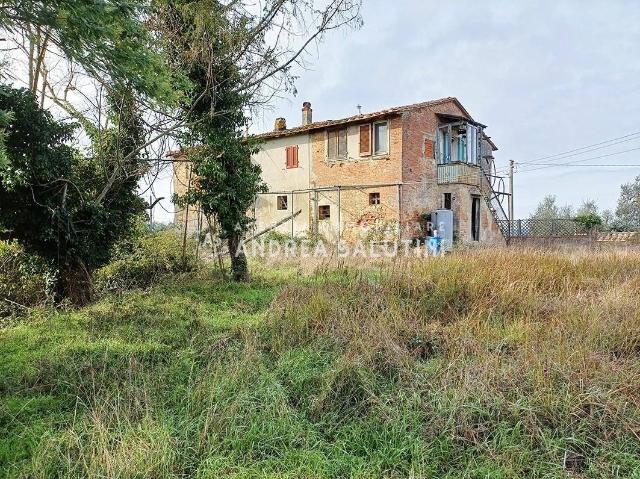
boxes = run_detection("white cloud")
[162,0,640,222]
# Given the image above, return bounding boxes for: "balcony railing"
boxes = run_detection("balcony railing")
[436,163,481,187]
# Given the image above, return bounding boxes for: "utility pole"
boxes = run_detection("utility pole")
[508,159,514,222]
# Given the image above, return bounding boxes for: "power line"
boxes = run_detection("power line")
[522,163,640,168]
[516,146,640,173]
[520,130,640,165]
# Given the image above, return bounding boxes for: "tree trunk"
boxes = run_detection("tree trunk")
[56,258,93,306]
[228,233,249,282]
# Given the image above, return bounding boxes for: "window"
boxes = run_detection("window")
[437,122,482,165]
[369,192,380,205]
[327,128,347,159]
[285,145,299,168]
[373,121,389,155]
[438,127,451,164]
[318,205,331,220]
[443,193,452,210]
[277,195,288,210]
[359,124,371,156]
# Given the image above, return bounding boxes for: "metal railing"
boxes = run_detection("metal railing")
[479,169,509,224]
[436,163,481,187]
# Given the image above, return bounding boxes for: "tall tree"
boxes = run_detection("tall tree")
[0,0,176,101]
[0,85,147,303]
[615,175,640,229]
[530,195,574,220]
[156,0,361,280]
[577,199,598,215]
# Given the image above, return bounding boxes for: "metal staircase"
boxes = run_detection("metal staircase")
[479,169,510,238]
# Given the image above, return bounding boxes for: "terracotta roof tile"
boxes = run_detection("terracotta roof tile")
[253,96,470,140]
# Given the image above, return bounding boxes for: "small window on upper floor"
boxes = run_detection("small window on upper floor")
[327,128,347,159]
[277,195,288,210]
[369,192,381,205]
[285,145,299,168]
[373,121,389,155]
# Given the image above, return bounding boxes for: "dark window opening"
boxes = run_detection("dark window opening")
[277,195,288,210]
[319,205,331,220]
[443,193,452,210]
[369,192,380,205]
[471,196,480,241]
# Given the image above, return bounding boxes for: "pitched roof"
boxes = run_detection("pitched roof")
[253,96,497,150]
[255,97,468,137]
[168,97,497,157]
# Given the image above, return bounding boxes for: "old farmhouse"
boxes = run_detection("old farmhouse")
[173,97,509,245]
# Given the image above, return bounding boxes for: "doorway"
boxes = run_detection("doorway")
[471,196,480,241]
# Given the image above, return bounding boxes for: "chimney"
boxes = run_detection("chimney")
[274,117,287,131]
[302,102,312,125]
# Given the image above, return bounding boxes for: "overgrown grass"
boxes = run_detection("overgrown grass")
[1,249,640,478]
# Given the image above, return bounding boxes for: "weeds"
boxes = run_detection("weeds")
[1,249,640,477]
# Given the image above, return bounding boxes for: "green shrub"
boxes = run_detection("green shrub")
[0,240,55,317]
[574,212,602,230]
[94,229,197,294]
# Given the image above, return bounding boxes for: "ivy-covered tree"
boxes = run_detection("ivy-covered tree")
[156,1,266,281]
[155,0,361,280]
[0,85,146,303]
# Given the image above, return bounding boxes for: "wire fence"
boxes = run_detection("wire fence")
[250,184,404,244]
[498,219,590,238]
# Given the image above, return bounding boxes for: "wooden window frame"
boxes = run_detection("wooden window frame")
[373,121,389,156]
[277,195,288,210]
[424,138,434,159]
[326,127,348,160]
[369,192,381,205]
[359,124,372,156]
[285,145,299,168]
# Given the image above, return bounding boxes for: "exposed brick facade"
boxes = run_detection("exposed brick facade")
[173,97,506,245]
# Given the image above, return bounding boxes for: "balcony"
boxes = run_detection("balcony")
[436,163,481,187]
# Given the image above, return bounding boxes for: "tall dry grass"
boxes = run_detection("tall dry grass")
[3,248,640,477]
[262,249,640,475]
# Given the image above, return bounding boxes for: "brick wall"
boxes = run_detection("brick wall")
[309,116,402,241]
[310,115,403,188]
[399,101,505,244]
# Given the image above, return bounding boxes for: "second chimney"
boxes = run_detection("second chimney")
[302,102,312,126]
[274,117,287,131]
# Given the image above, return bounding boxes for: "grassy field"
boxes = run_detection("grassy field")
[1,249,640,478]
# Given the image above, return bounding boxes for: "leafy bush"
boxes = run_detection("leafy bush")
[574,212,603,230]
[259,230,327,248]
[0,240,55,316]
[0,86,147,304]
[94,229,197,294]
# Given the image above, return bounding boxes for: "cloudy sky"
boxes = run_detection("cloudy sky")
[154,0,640,222]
